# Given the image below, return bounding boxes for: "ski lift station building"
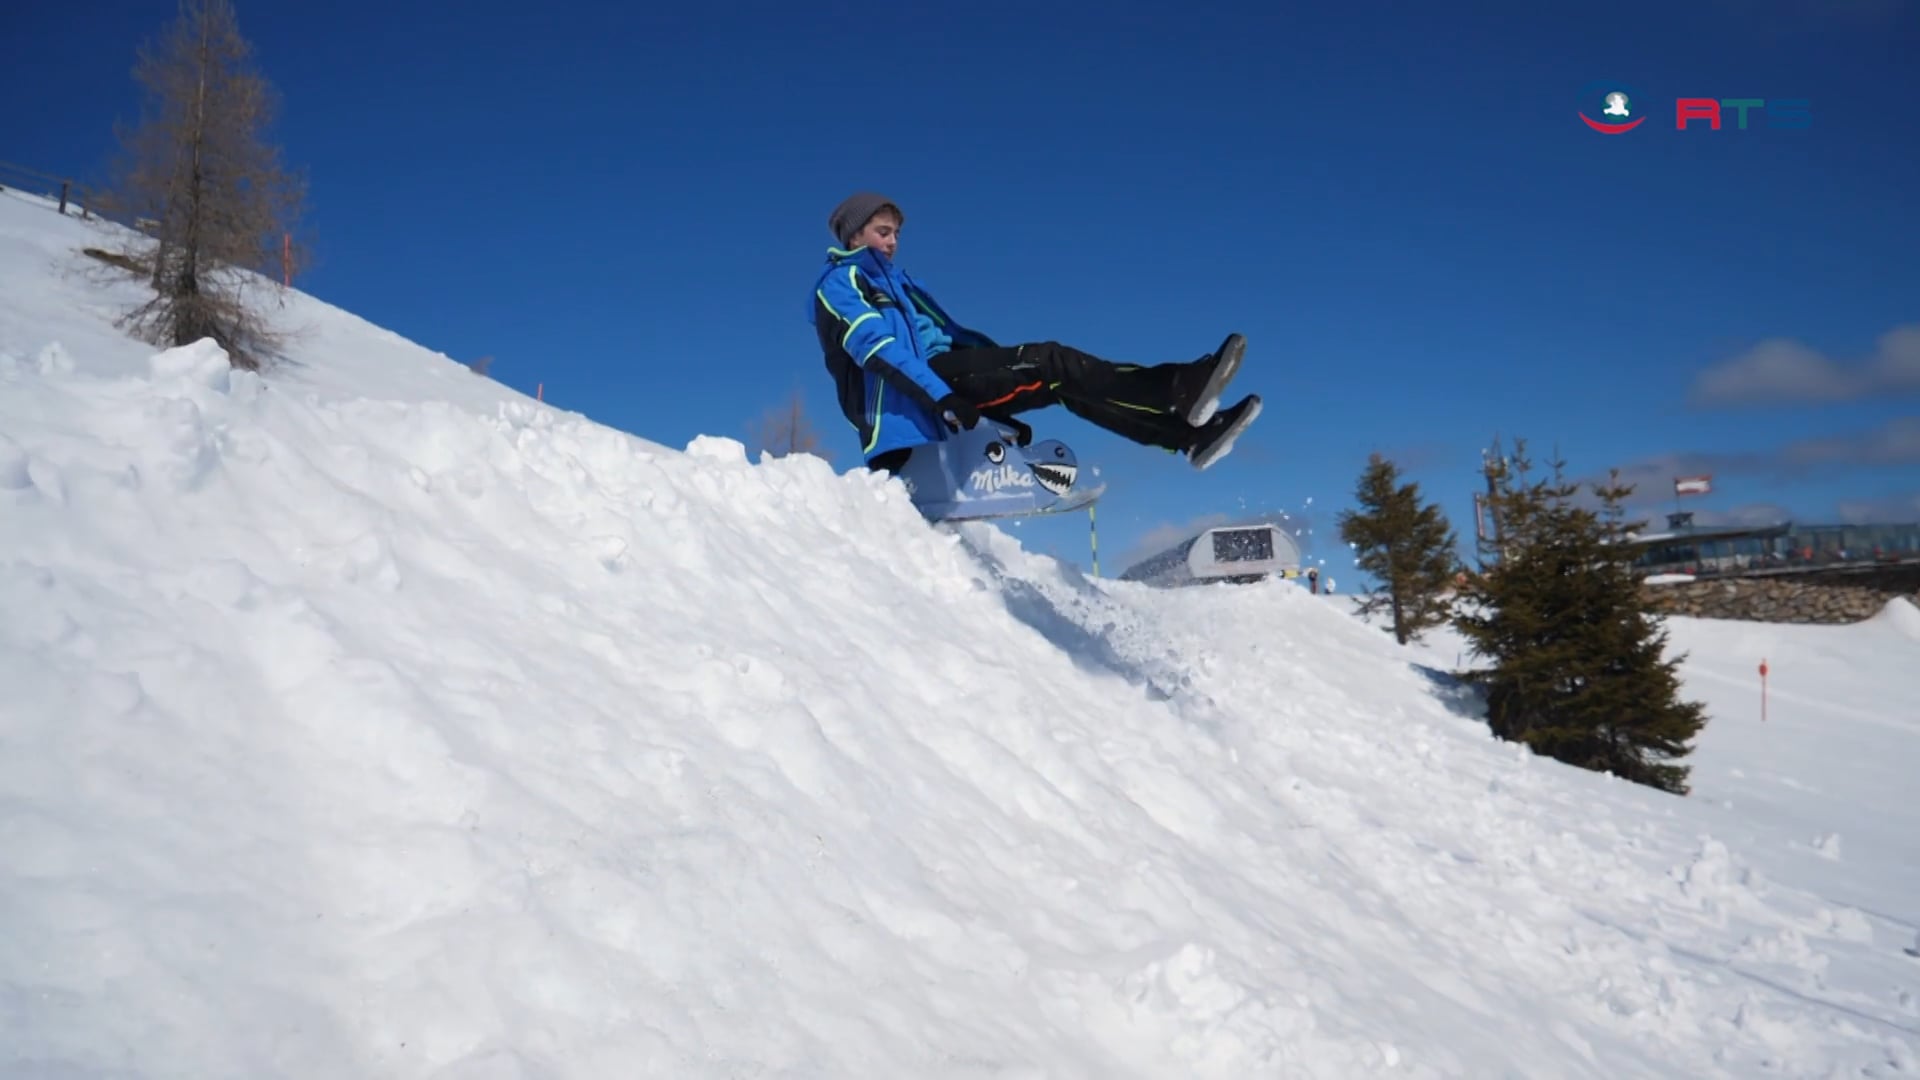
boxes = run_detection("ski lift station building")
[1118,522,1303,587]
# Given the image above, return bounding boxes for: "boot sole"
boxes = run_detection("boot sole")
[1185,333,1245,426]
[1189,395,1262,471]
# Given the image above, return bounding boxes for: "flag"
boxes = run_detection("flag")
[1674,475,1712,496]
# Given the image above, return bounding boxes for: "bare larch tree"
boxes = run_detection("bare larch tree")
[108,0,306,370]
[747,390,833,462]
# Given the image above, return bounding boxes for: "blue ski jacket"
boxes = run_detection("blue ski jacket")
[808,245,996,463]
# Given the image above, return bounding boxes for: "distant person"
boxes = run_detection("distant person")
[807,192,1262,474]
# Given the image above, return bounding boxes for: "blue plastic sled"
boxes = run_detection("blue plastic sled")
[895,421,1105,522]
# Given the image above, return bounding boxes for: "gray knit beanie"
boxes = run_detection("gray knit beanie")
[828,191,902,248]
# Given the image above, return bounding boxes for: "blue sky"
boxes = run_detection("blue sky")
[9,0,1918,580]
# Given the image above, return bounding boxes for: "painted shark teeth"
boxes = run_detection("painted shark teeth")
[1030,461,1077,496]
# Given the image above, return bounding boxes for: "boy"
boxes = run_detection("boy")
[808,191,1261,475]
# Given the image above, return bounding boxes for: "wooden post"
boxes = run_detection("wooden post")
[58,180,69,216]
[282,233,291,287]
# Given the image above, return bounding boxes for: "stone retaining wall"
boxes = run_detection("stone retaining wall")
[1642,577,1914,624]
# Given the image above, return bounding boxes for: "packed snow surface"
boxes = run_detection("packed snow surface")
[2,190,1917,1078]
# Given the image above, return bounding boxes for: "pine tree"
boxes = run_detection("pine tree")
[1453,441,1709,795]
[1336,453,1461,645]
[106,0,308,370]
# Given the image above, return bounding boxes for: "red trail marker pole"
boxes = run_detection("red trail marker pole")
[1758,658,1769,723]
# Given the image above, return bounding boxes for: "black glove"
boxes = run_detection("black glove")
[985,411,1034,447]
[936,395,981,433]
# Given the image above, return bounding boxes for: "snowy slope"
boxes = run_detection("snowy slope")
[1377,595,1920,1071]
[2,191,1916,1079]
[1666,601,1920,924]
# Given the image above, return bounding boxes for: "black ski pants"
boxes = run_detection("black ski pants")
[928,341,1198,453]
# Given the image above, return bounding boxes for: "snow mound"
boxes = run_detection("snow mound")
[1868,594,1920,641]
[3,189,1917,1080]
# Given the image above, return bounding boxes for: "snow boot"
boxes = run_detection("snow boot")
[1173,332,1246,426]
[1186,393,1262,470]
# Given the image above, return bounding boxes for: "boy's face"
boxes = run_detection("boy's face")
[852,211,901,260]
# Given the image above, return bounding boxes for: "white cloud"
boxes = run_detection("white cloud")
[1690,323,1920,406]
[1783,415,1920,466]
[1597,417,1920,502]
[1835,491,1920,524]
